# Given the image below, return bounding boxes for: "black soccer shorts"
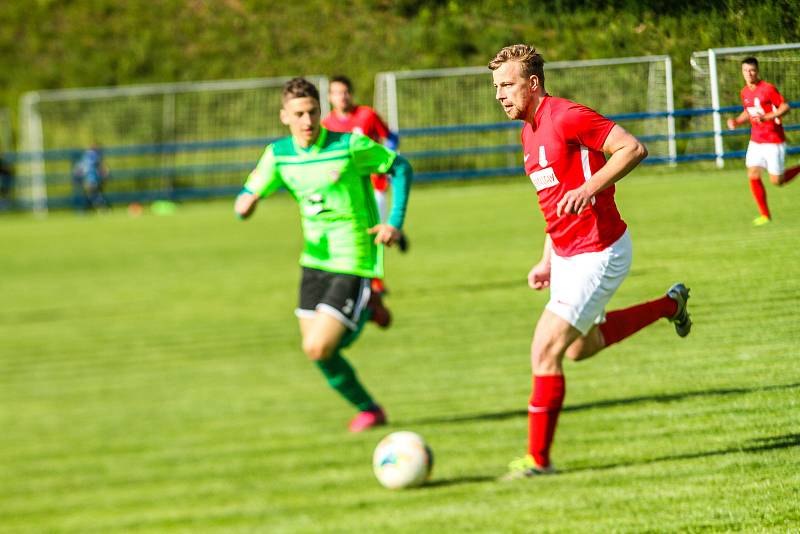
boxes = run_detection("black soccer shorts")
[295,267,371,330]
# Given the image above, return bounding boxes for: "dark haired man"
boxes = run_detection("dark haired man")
[727,56,799,226]
[235,78,413,432]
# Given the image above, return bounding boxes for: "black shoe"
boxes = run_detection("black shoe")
[396,232,409,253]
[666,283,692,337]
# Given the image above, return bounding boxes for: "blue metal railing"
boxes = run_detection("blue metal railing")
[9,102,795,164]
[4,101,798,208]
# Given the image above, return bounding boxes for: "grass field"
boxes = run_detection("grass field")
[2,167,799,533]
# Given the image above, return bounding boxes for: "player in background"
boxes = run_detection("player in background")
[73,143,110,211]
[726,56,800,226]
[323,76,403,242]
[488,44,692,478]
[322,76,408,322]
[235,78,413,432]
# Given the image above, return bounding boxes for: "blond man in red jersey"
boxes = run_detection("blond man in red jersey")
[489,45,692,478]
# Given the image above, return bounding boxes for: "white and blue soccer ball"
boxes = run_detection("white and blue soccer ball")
[372,431,433,489]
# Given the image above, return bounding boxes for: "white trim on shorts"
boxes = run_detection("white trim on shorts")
[294,309,316,320]
[545,230,632,335]
[745,141,785,176]
[315,304,359,330]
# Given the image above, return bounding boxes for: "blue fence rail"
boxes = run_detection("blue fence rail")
[3,102,798,209]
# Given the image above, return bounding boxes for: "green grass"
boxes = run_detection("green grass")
[1,167,799,533]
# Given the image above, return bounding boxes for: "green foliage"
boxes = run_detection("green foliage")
[1,0,799,138]
[1,169,799,531]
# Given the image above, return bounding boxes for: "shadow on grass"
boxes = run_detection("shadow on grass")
[566,433,800,473]
[411,435,800,487]
[414,278,525,295]
[403,382,800,426]
[419,474,496,488]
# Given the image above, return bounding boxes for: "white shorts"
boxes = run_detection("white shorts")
[546,230,632,335]
[745,141,785,176]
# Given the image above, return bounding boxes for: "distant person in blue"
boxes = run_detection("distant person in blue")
[73,144,110,210]
[0,156,14,210]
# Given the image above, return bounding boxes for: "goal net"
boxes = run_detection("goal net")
[0,108,12,155]
[374,55,675,180]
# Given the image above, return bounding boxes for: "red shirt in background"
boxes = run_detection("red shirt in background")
[740,80,786,144]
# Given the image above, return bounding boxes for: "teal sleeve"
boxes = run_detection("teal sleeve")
[386,155,412,229]
[349,133,397,175]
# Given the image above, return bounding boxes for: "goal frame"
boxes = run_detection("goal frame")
[691,43,800,168]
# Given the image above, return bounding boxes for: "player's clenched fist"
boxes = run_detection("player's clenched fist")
[556,185,592,217]
[368,224,402,246]
[527,260,551,290]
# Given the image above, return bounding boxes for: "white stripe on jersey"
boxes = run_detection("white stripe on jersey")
[580,145,597,205]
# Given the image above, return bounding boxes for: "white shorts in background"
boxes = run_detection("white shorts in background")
[546,230,632,335]
[745,141,785,176]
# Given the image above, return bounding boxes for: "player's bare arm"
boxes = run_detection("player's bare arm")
[556,125,647,216]
[528,234,552,290]
[234,191,259,219]
[727,110,749,129]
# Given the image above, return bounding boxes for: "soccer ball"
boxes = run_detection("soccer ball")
[372,431,433,489]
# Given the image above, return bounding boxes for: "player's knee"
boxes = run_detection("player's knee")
[770,174,783,186]
[302,338,333,361]
[531,340,563,371]
[531,340,557,360]
[566,328,603,362]
[564,342,584,361]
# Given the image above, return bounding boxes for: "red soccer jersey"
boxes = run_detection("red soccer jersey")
[522,96,627,257]
[323,106,393,192]
[740,80,786,144]
[321,105,390,143]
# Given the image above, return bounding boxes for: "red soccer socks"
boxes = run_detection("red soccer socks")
[528,375,566,468]
[599,295,678,347]
[749,178,771,218]
[783,165,800,185]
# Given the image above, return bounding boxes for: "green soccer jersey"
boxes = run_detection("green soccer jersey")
[244,128,397,279]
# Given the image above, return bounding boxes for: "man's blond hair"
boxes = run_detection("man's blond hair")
[488,44,545,87]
